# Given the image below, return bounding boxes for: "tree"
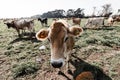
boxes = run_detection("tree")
[41,9,66,18]
[52,9,66,18]
[91,7,96,17]
[101,4,113,17]
[118,9,120,13]
[74,8,84,18]
[67,9,75,17]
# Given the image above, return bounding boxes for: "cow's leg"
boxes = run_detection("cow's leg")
[22,29,25,36]
[43,23,47,27]
[95,24,98,29]
[28,27,34,38]
[45,21,48,27]
[16,29,21,38]
[32,27,35,33]
[28,28,32,38]
[107,23,110,26]
[31,28,35,38]
[109,22,112,26]
[41,23,44,27]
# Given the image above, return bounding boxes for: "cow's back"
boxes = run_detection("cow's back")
[14,19,34,30]
[14,19,26,29]
[85,17,104,28]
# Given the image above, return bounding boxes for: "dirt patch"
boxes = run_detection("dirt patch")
[0,19,120,80]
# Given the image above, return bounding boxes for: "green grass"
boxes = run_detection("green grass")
[12,61,40,78]
[0,18,120,80]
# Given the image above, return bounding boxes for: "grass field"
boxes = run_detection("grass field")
[0,18,120,80]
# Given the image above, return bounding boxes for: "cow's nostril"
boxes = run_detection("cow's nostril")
[51,62,63,68]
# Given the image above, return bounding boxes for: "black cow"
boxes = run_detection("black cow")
[38,18,48,27]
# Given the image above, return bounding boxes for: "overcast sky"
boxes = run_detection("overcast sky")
[0,0,119,18]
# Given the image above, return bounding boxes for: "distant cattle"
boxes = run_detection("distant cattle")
[72,18,81,25]
[52,18,59,21]
[38,18,48,27]
[4,19,34,37]
[67,18,71,20]
[107,15,120,26]
[84,17,104,28]
[36,19,83,69]
[113,16,120,22]
[107,17,114,26]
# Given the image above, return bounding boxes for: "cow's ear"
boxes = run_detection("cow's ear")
[36,29,49,41]
[68,26,83,36]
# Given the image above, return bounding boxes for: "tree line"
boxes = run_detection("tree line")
[31,4,117,18]
[41,8,85,18]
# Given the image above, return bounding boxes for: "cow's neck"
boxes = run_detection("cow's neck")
[66,36,74,52]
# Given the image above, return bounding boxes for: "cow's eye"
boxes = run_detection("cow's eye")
[64,37,68,42]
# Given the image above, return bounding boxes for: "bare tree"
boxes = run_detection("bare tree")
[91,7,96,17]
[101,4,113,17]
[74,8,84,18]
[117,9,120,15]
[118,9,120,13]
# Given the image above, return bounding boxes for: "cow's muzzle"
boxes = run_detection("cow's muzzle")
[51,62,63,68]
[50,58,65,68]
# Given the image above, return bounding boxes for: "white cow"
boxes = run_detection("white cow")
[107,17,114,26]
[84,17,104,28]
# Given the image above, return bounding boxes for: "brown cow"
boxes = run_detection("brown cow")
[76,71,94,80]
[72,18,81,25]
[113,16,120,22]
[36,19,83,69]
[4,19,34,37]
[107,16,120,26]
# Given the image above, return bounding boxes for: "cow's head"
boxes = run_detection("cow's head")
[36,20,83,68]
[4,21,14,28]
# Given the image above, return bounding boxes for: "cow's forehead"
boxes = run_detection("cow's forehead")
[48,20,70,41]
[49,26,67,40]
